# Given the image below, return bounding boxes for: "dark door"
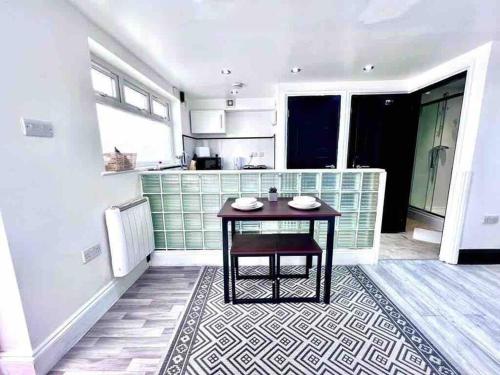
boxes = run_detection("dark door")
[287,96,341,169]
[348,94,420,232]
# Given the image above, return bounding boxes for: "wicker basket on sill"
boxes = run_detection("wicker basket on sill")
[103,152,137,172]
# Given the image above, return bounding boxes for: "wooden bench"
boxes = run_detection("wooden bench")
[230,234,322,304]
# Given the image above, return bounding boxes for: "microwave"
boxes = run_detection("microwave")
[196,156,222,170]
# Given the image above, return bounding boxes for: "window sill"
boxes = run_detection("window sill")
[101,167,150,177]
[101,164,181,176]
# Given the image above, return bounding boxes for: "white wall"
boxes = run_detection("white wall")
[0,0,178,373]
[0,212,32,360]
[461,42,500,249]
[224,111,275,137]
[188,97,275,113]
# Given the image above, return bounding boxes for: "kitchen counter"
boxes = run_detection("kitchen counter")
[140,168,385,174]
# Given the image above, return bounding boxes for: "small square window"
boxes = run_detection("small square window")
[91,67,117,98]
[152,99,168,119]
[124,83,149,111]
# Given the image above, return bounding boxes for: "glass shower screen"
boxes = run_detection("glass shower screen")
[410,88,464,217]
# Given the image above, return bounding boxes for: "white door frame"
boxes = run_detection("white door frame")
[407,43,491,263]
[275,42,492,264]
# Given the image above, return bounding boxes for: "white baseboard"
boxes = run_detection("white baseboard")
[0,260,148,375]
[151,248,377,266]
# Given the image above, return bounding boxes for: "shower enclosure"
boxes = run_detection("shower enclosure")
[409,76,465,217]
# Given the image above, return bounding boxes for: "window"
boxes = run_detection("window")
[123,82,149,111]
[152,98,169,119]
[90,57,175,170]
[96,104,175,167]
[90,58,170,122]
[91,66,118,98]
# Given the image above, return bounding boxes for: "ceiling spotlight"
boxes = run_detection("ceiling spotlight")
[291,67,302,73]
[230,89,239,95]
[221,69,231,75]
[232,82,244,88]
[363,64,375,72]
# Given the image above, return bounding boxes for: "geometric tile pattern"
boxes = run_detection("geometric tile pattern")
[159,266,460,375]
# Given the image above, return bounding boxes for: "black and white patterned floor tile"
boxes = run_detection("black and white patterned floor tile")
[159,266,460,375]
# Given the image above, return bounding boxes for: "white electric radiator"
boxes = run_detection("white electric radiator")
[105,197,154,277]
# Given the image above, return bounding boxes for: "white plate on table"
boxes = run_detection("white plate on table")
[288,201,321,210]
[231,201,264,211]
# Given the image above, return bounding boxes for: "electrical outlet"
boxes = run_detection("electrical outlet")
[483,215,499,225]
[82,244,102,264]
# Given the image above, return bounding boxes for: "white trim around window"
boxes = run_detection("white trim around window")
[90,54,171,124]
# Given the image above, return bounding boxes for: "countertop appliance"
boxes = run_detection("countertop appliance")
[194,146,210,157]
[196,156,222,170]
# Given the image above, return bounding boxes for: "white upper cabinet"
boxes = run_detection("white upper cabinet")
[190,110,226,134]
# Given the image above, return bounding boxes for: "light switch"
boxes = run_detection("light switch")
[483,215,499,225]
[22,118,54,138]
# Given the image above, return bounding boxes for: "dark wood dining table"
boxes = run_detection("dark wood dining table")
[217,197,341,304]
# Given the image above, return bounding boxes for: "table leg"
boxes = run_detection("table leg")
[271,255,276,302]
[222,218,230,303]
[306,220,314,269]
[324,218,335,304]
[230,255,236,302]
[315,253,322,302]
[231,220,236,239]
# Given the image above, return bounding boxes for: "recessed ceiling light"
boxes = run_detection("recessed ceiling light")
[221,69,231,75]
[230,89,239,95]
[363,64,375,72]
[291,67,302,73]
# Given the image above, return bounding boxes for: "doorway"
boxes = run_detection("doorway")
[287,95,341,169]
[348,73,466,260]
[399,74,467,259]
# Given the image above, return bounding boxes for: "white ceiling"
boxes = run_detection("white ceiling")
[70,0,500,98]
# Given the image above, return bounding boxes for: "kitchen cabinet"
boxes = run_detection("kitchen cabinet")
[190,110,226,134]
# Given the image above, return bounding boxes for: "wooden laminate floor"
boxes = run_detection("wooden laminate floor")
[49,266,201,375]
[363,260,500,375]
[50,261,500,375]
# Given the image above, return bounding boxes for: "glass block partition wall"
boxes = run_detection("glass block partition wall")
[140,170,385,252]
